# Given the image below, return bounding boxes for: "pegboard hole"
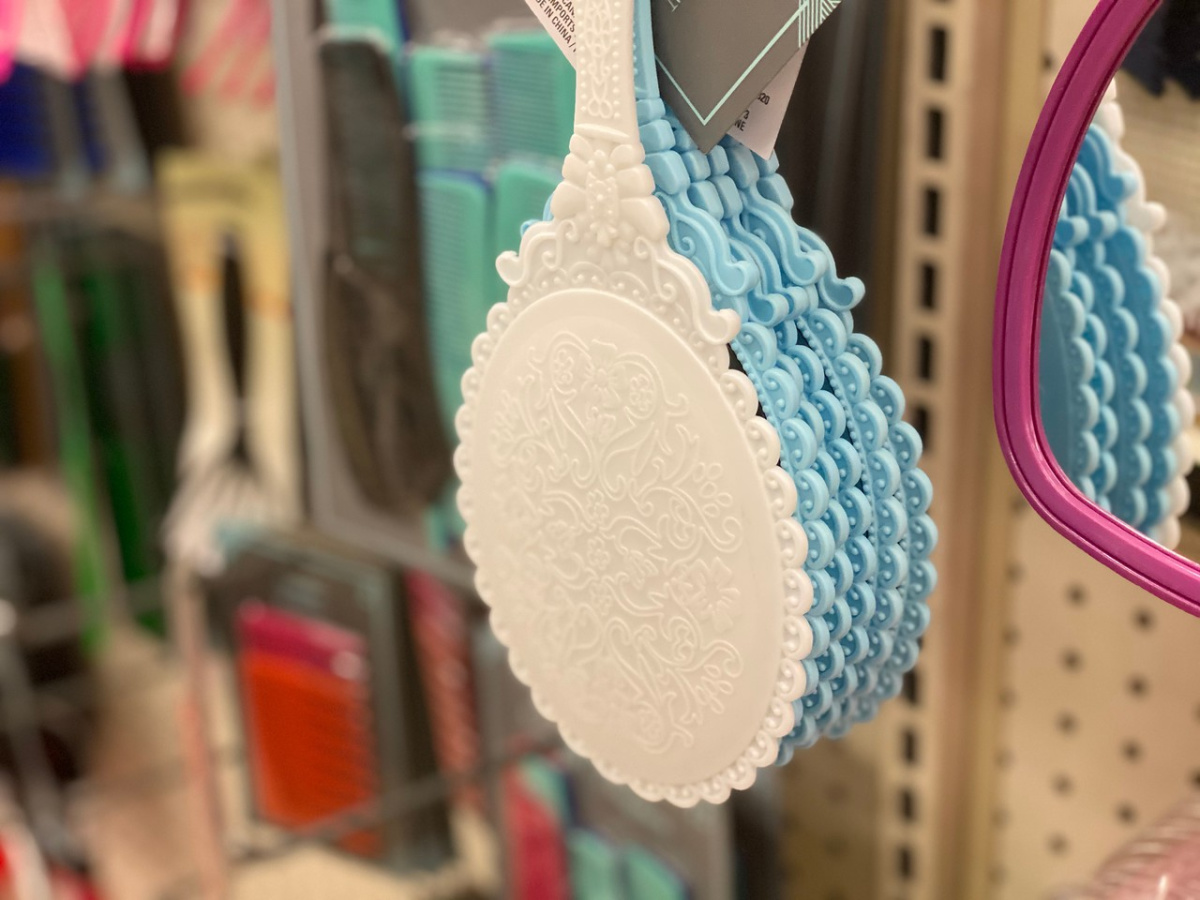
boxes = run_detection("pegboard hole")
[1127,675,1149,697]
[925,107,945,160]
[899,788,917,822]
[1117,803,1138,825]
[1048,834,1070,856]
[902,669,922,706]
[922,187,941,236]
[1052,774,1072,795]
[1057,712,1078,735]
[919,262,938,309]
[999,688,1016,709]
[1190,769,1200,789]
[902,729,920,765]
[897,845,915,881]
[928,27,949,82]
[917,335,935,381]
[1061,649,1083,672]
[1134,608,1155,630]
[1122,740,1143,763]
[912,406,931,451]
[1067,584,1087,606]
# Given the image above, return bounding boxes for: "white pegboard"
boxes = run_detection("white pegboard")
[989,510,1200,900]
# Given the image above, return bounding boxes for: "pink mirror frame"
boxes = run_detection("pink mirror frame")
[995,0,1200,614]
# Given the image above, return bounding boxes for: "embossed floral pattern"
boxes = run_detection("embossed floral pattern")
[458,0,812,805]
[659,558,740,634]
[553,137,667,251]
[489,333,748,754]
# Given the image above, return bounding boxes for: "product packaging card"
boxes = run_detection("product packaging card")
[523,0,841,152]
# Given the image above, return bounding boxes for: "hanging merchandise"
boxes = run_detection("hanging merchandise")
[159,154,301,577]
[179,0,273,107]
[1040,84,1194,547]
[319,34,451,515]
[71,0,153,193]
[0,0,19,84]
[522,0,837,154]
[122,0,188,70]
[454,0,933,805]
[322,0,405,50]
[207,529,455,873]
[0,63,64,181]
[0,204,52,466]
[14,0,75,81]
[404,569,483,811]
[488,28,576,161]
[406,27,575,546]
[28,237,112,650]
[1059,795,1200,898]
[72,231,181,632]
[0,472,95,787]
[407,44,490,176]
[407,43,490,445]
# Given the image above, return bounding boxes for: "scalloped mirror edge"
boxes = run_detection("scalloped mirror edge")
[994,0,1200,615]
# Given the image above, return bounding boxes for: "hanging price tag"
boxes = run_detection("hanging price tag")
[523,0,838,153]
[725,44,806,158]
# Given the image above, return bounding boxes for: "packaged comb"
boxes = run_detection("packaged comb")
[207,529,454,873]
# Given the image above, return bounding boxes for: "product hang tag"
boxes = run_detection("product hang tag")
[654,0,840,151]
[726,44,806,158]
[523,0,576,58]
[523,0,840,152]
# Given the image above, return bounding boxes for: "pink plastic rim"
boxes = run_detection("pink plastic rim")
[994,0,1200,614]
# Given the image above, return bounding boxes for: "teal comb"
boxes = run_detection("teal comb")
[488,29,575,160]
[418,171,491,436]
[419,171,490,546]
[569,831,623,900]
[624,848,687,900]
[407,46,491,174]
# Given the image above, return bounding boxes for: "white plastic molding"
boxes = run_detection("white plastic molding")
[453,0,814,806]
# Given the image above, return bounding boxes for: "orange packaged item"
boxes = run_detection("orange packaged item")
[237,602,382,857]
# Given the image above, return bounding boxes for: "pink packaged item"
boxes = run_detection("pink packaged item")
[0,0,20,83]
[1063,796,1200,898]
